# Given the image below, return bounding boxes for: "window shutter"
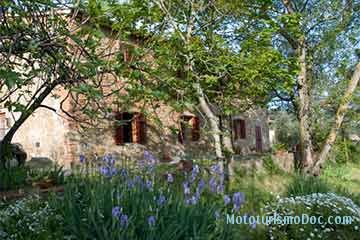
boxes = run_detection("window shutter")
[233,120,239,140]
[240,119,246,139]
[191,116,200,141]
[255,126,262,152]
[114,112,124,145]
[124,49,129,62]
[178,119,184,144]
[133,113,147,144]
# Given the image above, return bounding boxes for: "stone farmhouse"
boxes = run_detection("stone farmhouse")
[0,26,271,168]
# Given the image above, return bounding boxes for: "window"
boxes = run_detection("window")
[114,112,147,145]
[178,115,200,144]
[233,119,246,140]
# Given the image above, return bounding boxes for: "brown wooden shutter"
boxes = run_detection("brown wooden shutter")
[124,49,129,62]
[255,126,262,152]
[191,116,200,141]
[178,117,184,144]
[133,113,147,144]
[233,120,239,140]
[240,119,246,139]
[114,112,124,145]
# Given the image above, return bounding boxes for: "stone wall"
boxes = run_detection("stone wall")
[0,87,72,166]
[71,103,215,167]
[232,108,270,155]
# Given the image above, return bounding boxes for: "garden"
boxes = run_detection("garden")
[1,0,360,239]
[1,150,359,239]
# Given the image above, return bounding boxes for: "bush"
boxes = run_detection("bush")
[286,175,331,196]
[264,193,360,240]
[262,154,284,175]
[27,165,65,185]
[0,167,28,191]
[0,196,63,240]
[287,174,360,206]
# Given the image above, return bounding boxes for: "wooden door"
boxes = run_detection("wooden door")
[255,126,262,152]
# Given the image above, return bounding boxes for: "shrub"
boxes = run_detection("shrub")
[264,193,360,240]
[0,196,63,240]
[27,164,65,185]
[0,167,28,191]
[286,174,332,196]
[262,154,284,175]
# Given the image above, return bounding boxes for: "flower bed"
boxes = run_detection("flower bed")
[265,193,360,240]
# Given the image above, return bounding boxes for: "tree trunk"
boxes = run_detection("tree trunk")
[311,62,360,175]
[220,116,235,177]
[0,83,57,168]
[194,83,233,181]
[195,83,224,159]
[297,41,314,173]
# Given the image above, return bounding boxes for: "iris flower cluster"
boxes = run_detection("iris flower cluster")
[100,154,117,178]
[112,206,129,228]
[80,152,247,230]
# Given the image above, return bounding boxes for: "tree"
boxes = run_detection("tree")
[103,0,293,179]
[236,0,360,174]
[0,0,107,168]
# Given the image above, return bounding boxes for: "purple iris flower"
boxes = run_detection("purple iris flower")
[167,173,174,183]
[183,181,190,195]
[100,166,110,176]
[111,167,117,176]
[148,215,156,227]
[233,192,245,212]
[146,180,153,190]
[144,150,156,164]
[135,175,142,184]
[100,166,117,178]
[185,195,199,205]
[120,214,129,228]
[210,163,222,174]
[209,177,217,193]
[103,154,115,166]
[157,194,166,206]
[120,168,127,177]
[79,154,86,163]
[127,179,135,189]
[197,179,206,193]
[217,184,224,194]
[112,206,122,218]
[224,195,231,205]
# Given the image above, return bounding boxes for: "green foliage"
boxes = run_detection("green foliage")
[0,196,63,240]
[287,174,360,206]
[27,165,65,186]
[0,167,28,191]
[270,111,299,150]
[262,154,284,175]
[57,167,259,239]
[322,164,353,182]
[287,175,331,197]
